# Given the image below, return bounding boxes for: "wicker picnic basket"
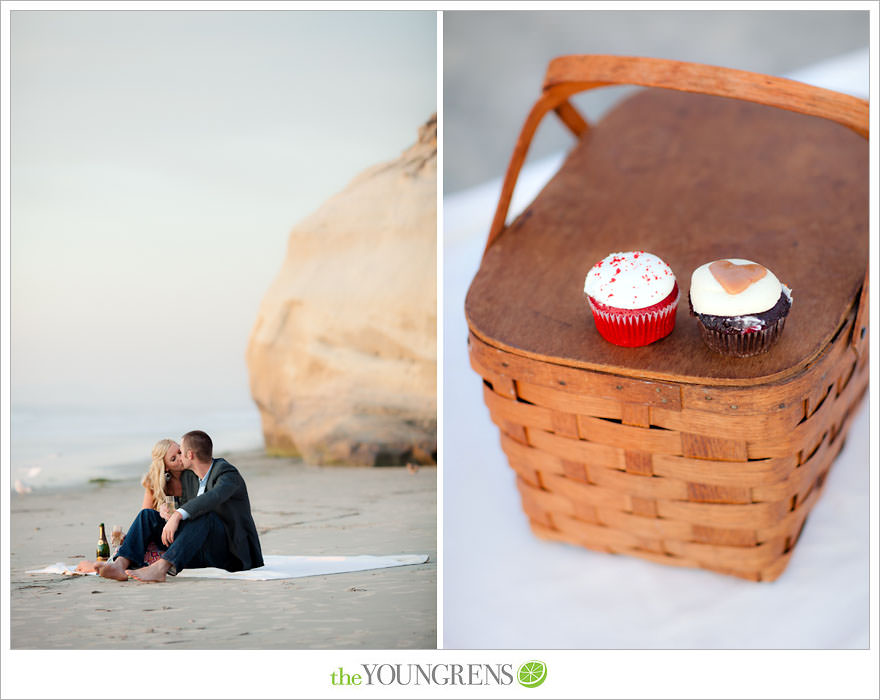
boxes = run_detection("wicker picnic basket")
[465,56,868,582]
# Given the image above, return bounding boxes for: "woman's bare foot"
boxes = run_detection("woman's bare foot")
[127,558,172,583]
[75,560,99,574]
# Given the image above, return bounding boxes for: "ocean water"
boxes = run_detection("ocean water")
[10,403,264,491]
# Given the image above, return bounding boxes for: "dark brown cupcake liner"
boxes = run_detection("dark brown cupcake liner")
[697,316,787,357]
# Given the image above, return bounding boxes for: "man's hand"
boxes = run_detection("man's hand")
[161,511,182,547]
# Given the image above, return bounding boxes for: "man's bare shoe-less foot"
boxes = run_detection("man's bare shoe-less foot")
[127,559,172,583]
[98,560,130,581]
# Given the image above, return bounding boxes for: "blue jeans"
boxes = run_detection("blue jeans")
[115,508,231,574]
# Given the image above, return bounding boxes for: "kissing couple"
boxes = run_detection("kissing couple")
[99,430,263,583]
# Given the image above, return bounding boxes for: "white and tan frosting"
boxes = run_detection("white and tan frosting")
[584,251,676,310]
[690,258,785,316]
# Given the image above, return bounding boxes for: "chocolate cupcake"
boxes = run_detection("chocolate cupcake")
[689,258,792,357]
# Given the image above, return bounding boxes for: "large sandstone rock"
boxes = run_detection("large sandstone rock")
[246,116,437,465]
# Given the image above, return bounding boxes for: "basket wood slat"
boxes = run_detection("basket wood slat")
[466,56,868,581]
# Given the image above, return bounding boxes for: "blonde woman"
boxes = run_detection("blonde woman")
[77,439,185,573]
[141,438,185,514]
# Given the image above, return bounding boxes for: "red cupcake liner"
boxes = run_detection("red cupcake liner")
[587,285,679,347]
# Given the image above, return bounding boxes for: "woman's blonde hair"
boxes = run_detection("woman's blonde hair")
[142,438,174,510]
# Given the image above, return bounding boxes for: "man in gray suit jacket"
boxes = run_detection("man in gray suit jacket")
[100,430,264,583]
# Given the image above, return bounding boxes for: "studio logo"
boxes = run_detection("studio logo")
[516,660,547,688]
[329,661,548,688]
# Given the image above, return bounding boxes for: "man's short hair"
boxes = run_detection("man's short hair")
[182,430,213,462]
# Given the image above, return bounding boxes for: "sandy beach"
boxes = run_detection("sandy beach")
[10,450,436,649]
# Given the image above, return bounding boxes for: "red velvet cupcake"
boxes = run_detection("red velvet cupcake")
[584,251,679,347]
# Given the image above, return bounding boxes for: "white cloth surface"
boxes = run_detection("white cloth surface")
[27,554,429,581]
[443,49,870,649]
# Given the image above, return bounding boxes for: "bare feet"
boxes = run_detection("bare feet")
[98,560,130,581]
[75,560,99,574]
[127,558,172,583]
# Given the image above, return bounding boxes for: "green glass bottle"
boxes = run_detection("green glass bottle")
[96,523,110,561]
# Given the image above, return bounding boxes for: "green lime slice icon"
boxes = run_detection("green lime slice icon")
[517,660,547,688]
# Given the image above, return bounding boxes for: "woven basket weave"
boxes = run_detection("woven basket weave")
[465,56,868,582]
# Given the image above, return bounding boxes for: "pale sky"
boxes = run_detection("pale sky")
[11,10,437,413]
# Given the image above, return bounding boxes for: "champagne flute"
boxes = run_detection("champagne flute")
[109,524,124,557]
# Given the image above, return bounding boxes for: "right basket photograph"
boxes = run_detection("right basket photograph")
[444,10,869,650]
[466,54,868,583]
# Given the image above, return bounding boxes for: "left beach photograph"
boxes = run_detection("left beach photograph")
[9,10,437,649]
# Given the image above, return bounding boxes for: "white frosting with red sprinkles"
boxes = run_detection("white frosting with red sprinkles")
[584,251,676,310]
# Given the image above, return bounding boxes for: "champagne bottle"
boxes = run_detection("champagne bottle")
[96,523,110,561]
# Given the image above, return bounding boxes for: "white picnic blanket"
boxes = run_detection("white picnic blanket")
[27,554,429,580]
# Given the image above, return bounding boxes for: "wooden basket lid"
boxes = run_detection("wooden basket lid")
[465,87,868,386]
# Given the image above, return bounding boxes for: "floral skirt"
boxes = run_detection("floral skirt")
[144,540,166,565]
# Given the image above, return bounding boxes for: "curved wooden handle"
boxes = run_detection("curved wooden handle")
[486,55,869,253]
